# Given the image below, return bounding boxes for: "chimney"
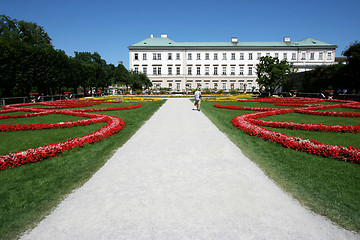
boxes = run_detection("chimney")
[231,37,238,43]
[161,34,168,38]
[283,37,291,43]
[150,34,154,38]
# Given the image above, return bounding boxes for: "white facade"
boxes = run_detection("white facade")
[129,35,337,93]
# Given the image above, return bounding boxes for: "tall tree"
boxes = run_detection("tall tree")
[72,52,109,94]
[114,64,130,87]
[0,15,116,97]
[0,15,55,97]
[342,41,360,92]
[0,38,19,96]
[0,15,52,47]
[256,56,294,95]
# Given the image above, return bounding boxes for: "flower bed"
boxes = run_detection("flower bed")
[215,97,360,164]
[0,100,142,170]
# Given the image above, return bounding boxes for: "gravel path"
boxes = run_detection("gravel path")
[21,98,359,240]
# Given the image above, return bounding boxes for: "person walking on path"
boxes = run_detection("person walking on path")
[194,88,202,111]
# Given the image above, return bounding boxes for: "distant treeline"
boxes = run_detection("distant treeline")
[0,15,151,98]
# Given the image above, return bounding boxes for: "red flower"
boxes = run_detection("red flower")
[215,97,360,164]
[0,100,142,170]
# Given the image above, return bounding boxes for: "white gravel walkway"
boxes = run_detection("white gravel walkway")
[21,98,359,240]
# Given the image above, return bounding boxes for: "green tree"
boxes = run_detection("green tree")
[114,64,130,88]
[72,52,109,95]
[342,41,360,93]
[302,64,345,93]
[0,15,116,98]
[128,71,152,91]
[0,14,52,47]
[68,58,87,94]
[256,56,294,95]
[0,15,57,97]
[343,41,360,67]
[105,63,116,88]
[0,38,19,96]
[138,72,152,89]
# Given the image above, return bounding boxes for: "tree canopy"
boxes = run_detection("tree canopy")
[0,15,52,47]
[256,56,294,95]
[0,15,147,98]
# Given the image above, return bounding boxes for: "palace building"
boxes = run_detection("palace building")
[128,34,337,93]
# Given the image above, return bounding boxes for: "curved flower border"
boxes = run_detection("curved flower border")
[215,97,360,164]
[0,100,142,170]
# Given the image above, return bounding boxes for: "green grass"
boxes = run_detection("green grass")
[0,111,29,115]
[264,126,360,149]
[260,112,360,148]
[318,107,360,113]
[0,114,87,125]
[261,112,360,125]
[0,123,106,155]
[200,101,360,233]
[0,100,166,240]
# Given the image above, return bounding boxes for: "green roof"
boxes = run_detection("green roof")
[129,37,337,49]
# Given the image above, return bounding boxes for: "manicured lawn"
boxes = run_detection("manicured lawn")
[261,112,360,125]
[0,122,106,155]
[260,112,360,148]
[0,100,165,240]
[0,114,87,125]
[200,100,360,233]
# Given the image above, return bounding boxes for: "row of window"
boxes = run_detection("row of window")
[134,65,254,76]
[155,82,255,91]
[134,52,332,61]
[186,66,253,75]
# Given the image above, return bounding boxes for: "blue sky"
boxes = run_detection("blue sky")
[2,0,360,69]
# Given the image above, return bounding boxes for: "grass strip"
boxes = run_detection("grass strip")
[260,112,360,126]
[0,100,165,240]
[0,114,87,125]
[0,122,106,155]
[200,101,360,233]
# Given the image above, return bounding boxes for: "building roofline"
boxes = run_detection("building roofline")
[128,36,337,50]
